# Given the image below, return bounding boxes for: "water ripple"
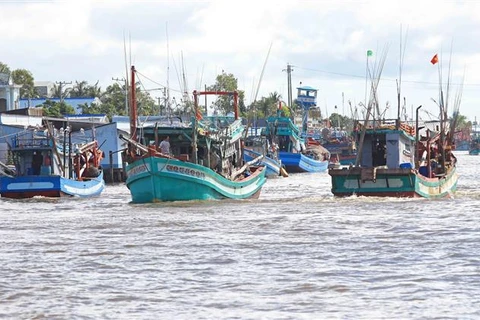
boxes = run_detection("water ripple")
[0,152,479,319]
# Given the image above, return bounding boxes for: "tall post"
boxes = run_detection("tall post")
[233,91,239,120]
[125,78,129,115]
[63,128,67,178]
[130,66,138,142]
[205,84,208,115]
[415,105,422,167]
[192,90,198,164]
[157,97,161,116]
[56,81,72,103]
[68,128,72,179]
[286,64,293,108]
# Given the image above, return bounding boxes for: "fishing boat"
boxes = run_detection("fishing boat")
[329,118,458,198]
[469,119,480,155]
[315,128,357,165]
[0,124,105,199]
[469,135,480,155]
[243,135,287,178]
[261,86,329,173]
[123,66,266,203]
[329,48,459,198]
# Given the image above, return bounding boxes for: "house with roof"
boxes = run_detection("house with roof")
[0,73,21,113]
[34,81,55,98]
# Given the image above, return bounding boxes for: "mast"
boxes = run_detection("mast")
[130,66,138,142]
[233,91,239,120]
[192,90,199,164]
[166,22,170,116]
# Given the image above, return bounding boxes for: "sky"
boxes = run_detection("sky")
[1,0,480,123]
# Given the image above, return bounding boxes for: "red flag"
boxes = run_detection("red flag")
[430,54,439,65]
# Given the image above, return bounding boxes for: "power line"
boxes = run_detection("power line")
[295,66,480,87]
[135,70,183,93]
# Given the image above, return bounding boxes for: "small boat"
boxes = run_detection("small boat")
[0,124,105,199]
[262,115,329,173]
[243,135,287,178]
[469,137,480,155]
[123,66,267,203]
[469,127,480,155]
[314,128,357,165]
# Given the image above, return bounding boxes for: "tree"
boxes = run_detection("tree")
[86,81,102,98]
[328,113,352,129]
[70,80,103,98]
[42,100,75,118]
[69,80,89,97]
[0,62,10,75]
[206,72,246,115]
[11,69,37,99]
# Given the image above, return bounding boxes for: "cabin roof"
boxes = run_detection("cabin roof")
[296,85,317,91]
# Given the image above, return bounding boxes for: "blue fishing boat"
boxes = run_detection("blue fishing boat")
[0,124,105,199]
[469,138,480,155]
[469,121,480,155]
[123,66,266,203]
[261,86,329,173]
[243,135,287,178]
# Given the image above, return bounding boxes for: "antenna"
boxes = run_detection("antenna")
[166,22,170,117]
[123,30,129,115]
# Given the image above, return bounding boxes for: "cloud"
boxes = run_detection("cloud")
[0,0,479,120]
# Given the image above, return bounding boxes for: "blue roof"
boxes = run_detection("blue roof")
[297,85,317,91]
[19,97,98,114]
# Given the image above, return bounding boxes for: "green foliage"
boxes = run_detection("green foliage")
[41,100,75,118]
[206,72,245,115]
[50,83,69,99]
[0,62,10,75]
[329,112,352,129]
[247,91,282,118]
[70,80,103,98]
[11,69,37,99]
[280,105,291,118]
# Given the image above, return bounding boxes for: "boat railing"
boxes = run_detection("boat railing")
[12,137,53,149]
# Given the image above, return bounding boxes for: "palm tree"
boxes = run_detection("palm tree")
[50,83,62,98]
[87,81,103,98]
[70,80,88,97]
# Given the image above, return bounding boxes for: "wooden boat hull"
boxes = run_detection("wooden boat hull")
[243,148,282,177]
[0,171,105,199]
[279,151,328,173]
[125,156,267,203]
[329,166,458,198]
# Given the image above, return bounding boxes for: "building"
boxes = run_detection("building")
[34,81,55,98]
[0,73,21,112]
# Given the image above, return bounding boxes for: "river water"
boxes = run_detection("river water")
[0,151,479,319]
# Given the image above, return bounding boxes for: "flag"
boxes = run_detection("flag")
[430,54,439,65]
[367,50,373,57]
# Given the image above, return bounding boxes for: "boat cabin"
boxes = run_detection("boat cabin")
[296,85,318,108]
[356,125,414,169]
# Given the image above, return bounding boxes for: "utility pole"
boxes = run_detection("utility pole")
[112,77,128,115]
[157,96,162,116]
[56,81,72,103]
[283,63,294,108]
